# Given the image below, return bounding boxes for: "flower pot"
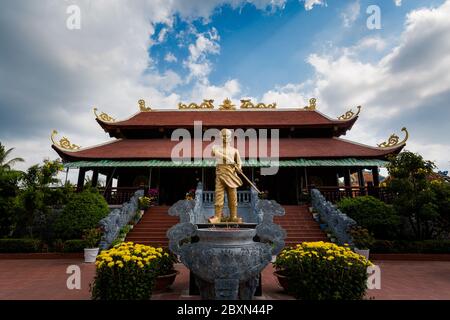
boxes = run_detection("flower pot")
[273,271,290,293]
[354,248,370,260]
[84,247,99,263]
[153,270,179,292]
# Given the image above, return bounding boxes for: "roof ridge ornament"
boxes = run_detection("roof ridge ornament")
[93,108,115,122]
[240,99,276,109]
[338,105,362,120]
[303,98,317,110]
[138,99,151,112]
[219,98,236,111]
[51,130,81,150]
[178,99,215,110]
[378,127,409,148]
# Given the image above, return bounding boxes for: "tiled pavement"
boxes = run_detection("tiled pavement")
[0,259,449,300]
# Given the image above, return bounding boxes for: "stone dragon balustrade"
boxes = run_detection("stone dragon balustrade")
[98,189,144,249]
[310,188,356,245]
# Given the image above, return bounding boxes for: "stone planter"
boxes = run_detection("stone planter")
[84,247,99,263]
[167,198,286,300]
[183,228,272,300]
[153,270,179,292]
[355,248,370,260]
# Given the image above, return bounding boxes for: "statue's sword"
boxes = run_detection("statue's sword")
[234,165,263,194]
[217,150,263,194]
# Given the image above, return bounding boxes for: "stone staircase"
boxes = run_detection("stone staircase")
[125,205,177,247]
[274,205,328,247]
[126,204,328,247]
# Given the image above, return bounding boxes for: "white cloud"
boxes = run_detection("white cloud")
[353,36,387,52]
[164,52,178,63]
[302,0,326,11]
[394,0,402,7]
[341,0,361,27]
[184,27,221,83]
[189,79,242,103]
[259,1,450,170]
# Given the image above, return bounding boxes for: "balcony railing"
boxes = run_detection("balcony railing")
[99,187,142,205]
[309,186,395,203]
[202,190,252,206]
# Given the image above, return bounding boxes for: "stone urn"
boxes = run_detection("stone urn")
[167,199,286,300]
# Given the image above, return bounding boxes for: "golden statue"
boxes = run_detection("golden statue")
[209,129,243,224]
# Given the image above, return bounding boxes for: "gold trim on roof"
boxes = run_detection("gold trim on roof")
[378,127,409,148]
[51,130,80,150]
[138,99,151,112]
[93,108,115,122]
[219,98,236,111]
[303,98,317,110]
[338,105,361,120]
[240,99,276,109]
[178,99,215,110]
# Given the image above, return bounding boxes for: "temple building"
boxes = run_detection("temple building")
[51,98,408,206]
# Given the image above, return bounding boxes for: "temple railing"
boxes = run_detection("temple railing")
[193,182,258,224]
[99,187,142,205]
[309,186,395,204]
[201,190,251,207]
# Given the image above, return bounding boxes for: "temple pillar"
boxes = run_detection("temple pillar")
[91,169,99,188]
[344,168,351,197]
[344,168,351,187]
[372,167,380,187]
[357,168,365,195]
[77,168,86,192]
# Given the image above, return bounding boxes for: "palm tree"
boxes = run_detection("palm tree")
[0,142,24,170]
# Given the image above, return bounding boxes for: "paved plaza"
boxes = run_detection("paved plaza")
[0,259,449,300]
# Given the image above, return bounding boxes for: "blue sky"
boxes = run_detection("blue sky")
[149,0,445,97]
[0,0,449,175]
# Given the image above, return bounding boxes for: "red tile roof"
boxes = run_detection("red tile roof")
[53,137,404,162]
[97,109,357,132]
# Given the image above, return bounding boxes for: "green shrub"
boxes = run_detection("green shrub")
[274,242,372,300]
[0,238,41,253]
[63,239,87,253]
[91,242,165,300]
[53,189,109,240]
[372,240,450,254]
[337,196,400,239]
[348,225,375,249]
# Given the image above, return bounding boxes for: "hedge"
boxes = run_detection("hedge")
[0,239,42,253]
[63,239,87,253]
[372,240,450,254]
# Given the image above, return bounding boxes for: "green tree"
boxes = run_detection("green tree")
[14,159,67,238]
[337,196,400,239]
[0,169,22,237]
[0,142,24,170]
[0,142,24,237]
[386,151,446,239]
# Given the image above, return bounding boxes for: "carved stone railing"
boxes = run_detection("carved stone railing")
[310,188,356,245]
[98,189,143,249]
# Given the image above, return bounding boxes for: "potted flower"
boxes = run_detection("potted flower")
[153,249,179,292]
[91,242,163,300]
[273,242,372,300]
[83,228,102,263]
[148,188,159,206]
[348,225,375,260]
[139,196,151,211]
